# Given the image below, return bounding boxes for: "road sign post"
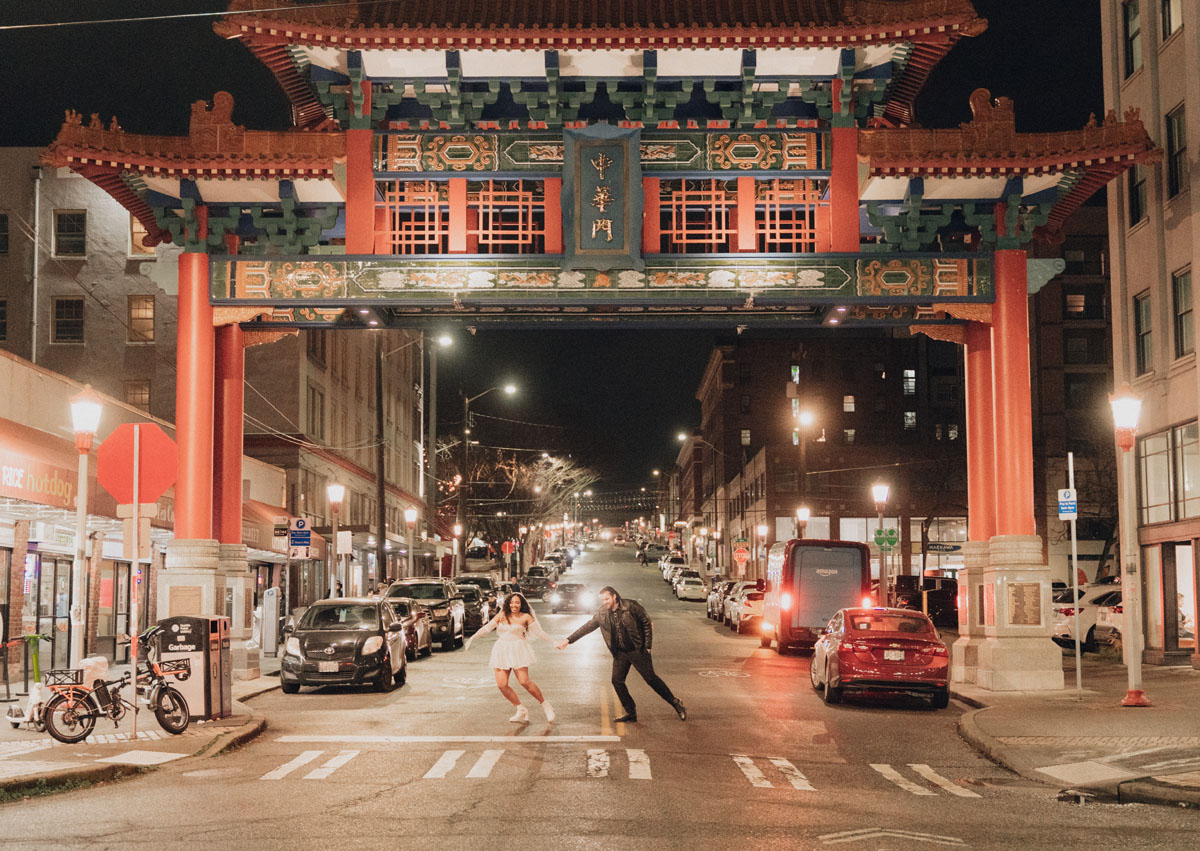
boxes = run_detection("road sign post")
[1060,467,1083,698]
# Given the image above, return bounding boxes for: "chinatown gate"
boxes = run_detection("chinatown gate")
[43,0,1157,689]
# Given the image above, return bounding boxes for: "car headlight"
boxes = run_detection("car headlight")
[579,594,594,607]
[362,635,384,655]
[550,594,562,603]
[432,606,449,617]
[285,637,301,656]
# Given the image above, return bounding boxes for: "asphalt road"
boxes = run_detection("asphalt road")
[2,544,1196,850]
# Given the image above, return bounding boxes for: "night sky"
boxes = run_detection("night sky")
[0,1,1104,493]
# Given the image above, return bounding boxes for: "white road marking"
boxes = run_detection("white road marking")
[279,734,620,744]
[908,764,981,798]
[732,754,773,788]
[303,750,360,780]
[820,828,965,845]
[770,757,816,791]
[587,749,609,778]
[870,763,936,796]
[626,748,651,780]
[95,750,188,766]
[423,749,465,779]
[467,749,504,778]
[260,750,323,781]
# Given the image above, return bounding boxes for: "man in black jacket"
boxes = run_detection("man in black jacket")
[557,586,686,722]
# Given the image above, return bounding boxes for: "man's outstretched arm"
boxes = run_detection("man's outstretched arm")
[558,614,600,649]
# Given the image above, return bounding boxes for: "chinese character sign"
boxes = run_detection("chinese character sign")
[563,126,644,272]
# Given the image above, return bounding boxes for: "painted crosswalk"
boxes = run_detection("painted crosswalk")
[254,746,984,797]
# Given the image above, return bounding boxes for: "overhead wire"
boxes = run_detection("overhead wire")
[0,1,401,32]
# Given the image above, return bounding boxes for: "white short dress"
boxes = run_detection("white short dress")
[487,619,553,670]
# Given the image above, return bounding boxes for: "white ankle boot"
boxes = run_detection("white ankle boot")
[509,704,529,723]
[542,701,556,722]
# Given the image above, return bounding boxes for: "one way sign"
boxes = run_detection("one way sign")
[1058,488,1078,521]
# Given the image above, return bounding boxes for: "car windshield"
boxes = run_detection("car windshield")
[680,570,699,577]
[848,614,933,634]
[388,583,446,601]
[683,580,703,586]
[388,601,412,617]
[299,604,378,630]
[457,587,481,602]
[458,577,493,590]
[1052,588,1083,604]
[527,567,548,576]
[668,557,686,565]
[558,584,584,593]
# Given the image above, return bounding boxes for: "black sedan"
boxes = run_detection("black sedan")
[518,574,553,600]
[456,584,491,633]
[281,598,407,694]
[548,583,594,614]
[385,597,435,660]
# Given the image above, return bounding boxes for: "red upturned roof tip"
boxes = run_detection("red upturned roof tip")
[859,88,1161,240]
[216,0,986,46]
[41,92,345,247]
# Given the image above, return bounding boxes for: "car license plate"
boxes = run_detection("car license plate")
[883,649,905,661]
[318,661,338,673]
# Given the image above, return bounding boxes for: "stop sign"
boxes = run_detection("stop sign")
[97,423,178,504]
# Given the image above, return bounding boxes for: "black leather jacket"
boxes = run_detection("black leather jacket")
[566,599,653,654]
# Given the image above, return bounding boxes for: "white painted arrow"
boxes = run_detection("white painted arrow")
[819,827,966,846]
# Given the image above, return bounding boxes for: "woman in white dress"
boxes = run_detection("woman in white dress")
[465,593,557,723]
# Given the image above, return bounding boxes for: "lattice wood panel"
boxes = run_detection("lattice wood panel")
[379,180,450,254]
[755,179,828,253]
[467,180,546,254]
[658,179,736,253]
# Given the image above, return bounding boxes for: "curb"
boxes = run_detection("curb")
[0,713,266,801]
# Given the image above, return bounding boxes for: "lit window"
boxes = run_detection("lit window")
[124,380,150,411]
[843,429,855,444]
[128,214,155,256]
[1166,106,1189,199]
[52,297,84,343]
[843,395,855,412]
[54,211,86,256]
[903,411,917,430]
[948,424,959,441]
[902,369,916,395]
[127,295,154,343]
[1174,269,1193,358]
[740,429,751,446]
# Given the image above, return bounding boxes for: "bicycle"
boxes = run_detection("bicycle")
[41,628,191,744]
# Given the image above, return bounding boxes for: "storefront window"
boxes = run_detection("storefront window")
[1144,545,1163,650]
[1176,544,1195,651]
[1139,431,1173,524]
[1175,423,1200,518]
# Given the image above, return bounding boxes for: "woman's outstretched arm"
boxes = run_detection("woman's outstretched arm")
[525,616,556,644]
[464,614,501,650]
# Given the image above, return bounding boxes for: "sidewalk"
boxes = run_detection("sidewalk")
[953,655,1200,808]
[0,654,280,799]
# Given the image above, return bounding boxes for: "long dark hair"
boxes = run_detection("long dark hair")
[502,592,533,622]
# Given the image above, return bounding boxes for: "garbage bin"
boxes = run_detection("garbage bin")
[157,615,232,720]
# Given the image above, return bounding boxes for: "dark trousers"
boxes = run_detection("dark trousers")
[611,649,676,715]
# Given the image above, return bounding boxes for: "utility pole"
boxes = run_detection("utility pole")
[375,333,387,586]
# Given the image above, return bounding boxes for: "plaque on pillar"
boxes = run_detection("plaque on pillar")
[1007,582,1042,626]
[562,126,644,272]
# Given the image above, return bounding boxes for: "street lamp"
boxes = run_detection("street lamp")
[404,507,418,579]
[327,482,345,598]
[68,385,102,667]
[872,481,890,604]
[796,506,811,539]
[457,382,518,573]
[713,528,722,572]
[756,523,769,575]
[795,408,815,503]
[1110,385,1151,707]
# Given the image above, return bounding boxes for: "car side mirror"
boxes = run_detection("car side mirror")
[387,622,404,633]
[282,625,294,635]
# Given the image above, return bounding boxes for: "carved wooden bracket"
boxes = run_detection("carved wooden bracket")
[910,324,966,345]
[213,307,269,327]
[242,329,298,348]
[933,302,992,324]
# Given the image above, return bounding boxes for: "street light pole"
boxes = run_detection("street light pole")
[872,482,890,605]
[404,507,417,579]
[375,333,387,588]
[456,382,517,575]
[69,385,102,667]
[327,483,345,598]
[1111,386,1151,707]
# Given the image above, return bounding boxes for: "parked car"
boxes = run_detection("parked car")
[549,583,594,613]
[494,581,520,610]
[456,573,499,604]
[456,584,491,633]
[662,555,687,581]
[676,578,707,602]
[1052,582,1120,651]
[894,579,959,628]
[518,573,554,600]
[810,607,949,708]
[384,597,435,660]
[707,581,738,619]
[613,535,626,546]
[1093,590,1124,648]
[281,598,408,693]
[672,568,702,594]
[527,563,560,584]
[730,591,766,634]
[722,582,760,626]
[385,579,466,650]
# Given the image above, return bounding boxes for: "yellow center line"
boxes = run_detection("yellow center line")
[599,688,611,736]
[612,691,626,736]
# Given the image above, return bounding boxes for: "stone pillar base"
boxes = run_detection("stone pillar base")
[951,541,989,684]
[160,539,223,618]
[218,543,259,681]
[973,534,1064,691]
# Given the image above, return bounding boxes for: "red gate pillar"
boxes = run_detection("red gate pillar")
[829,78,860,253]
[213,324,245,544]
[964,321,997,542]
[991,249,1035,536]
[345,126,375,255]
[176,250,215,540]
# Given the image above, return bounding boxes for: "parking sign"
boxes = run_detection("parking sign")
[1058,488,1078,521]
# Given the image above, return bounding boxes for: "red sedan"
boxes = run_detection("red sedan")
[809,607,950,708]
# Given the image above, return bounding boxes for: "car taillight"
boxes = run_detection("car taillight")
[781,592,793,611]
[1112,605,1123,614]
[931,646,949,657]
[1059,607,1076,617]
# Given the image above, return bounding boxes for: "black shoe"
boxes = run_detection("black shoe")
[673,700,687,721]
[614,712,638,723]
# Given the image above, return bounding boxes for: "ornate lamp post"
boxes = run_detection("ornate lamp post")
[872,481,890,604]
[1111,385,1151,707]
[68,385,102,667]
[327,482,345,598]
[404,507,418,579]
